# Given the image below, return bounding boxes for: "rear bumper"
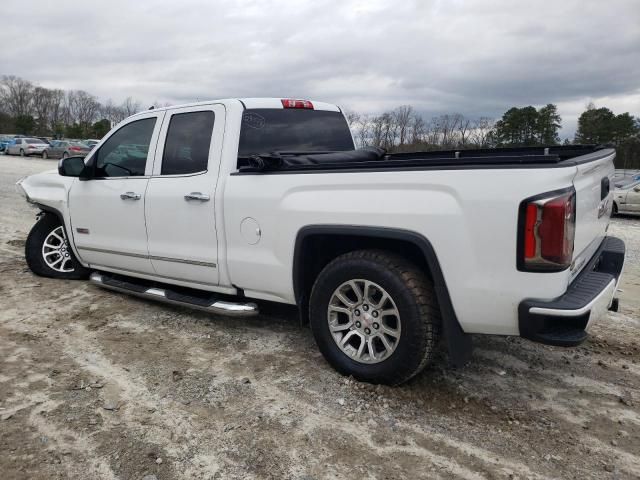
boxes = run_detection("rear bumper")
[518,236,625,346]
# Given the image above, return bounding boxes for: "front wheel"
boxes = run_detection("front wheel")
[25,213,90,280]
[309,250,441,385]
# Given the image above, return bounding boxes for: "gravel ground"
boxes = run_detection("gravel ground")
[1,154,639,480]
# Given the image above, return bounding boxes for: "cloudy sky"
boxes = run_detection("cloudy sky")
[2,0,639,137]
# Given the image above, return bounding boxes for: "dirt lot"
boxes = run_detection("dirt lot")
[1,154,639,480]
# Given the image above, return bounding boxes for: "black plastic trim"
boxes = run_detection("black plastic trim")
[231,146,613,176]
[516,186,576,273]
[293,225,472,367]
[518,236,625,346]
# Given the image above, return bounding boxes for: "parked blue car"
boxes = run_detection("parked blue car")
[0,136,14,152]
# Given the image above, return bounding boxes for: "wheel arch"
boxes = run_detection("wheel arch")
[33,203,86,267]
[292,225,472,367]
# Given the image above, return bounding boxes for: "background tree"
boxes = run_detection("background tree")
[536,104,561,144]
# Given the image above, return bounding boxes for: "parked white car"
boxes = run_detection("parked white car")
[613,179,640,214]
[6,137,49,156]
[16,98,626,385]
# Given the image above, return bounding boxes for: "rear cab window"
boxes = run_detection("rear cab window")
[237,108,354,167]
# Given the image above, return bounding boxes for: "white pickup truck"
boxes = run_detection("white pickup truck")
[16,98,626,385]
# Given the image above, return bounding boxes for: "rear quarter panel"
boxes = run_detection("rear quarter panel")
[223,166,578,335]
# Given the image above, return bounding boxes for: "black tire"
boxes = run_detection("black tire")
[20,149,25,157]
[309,250,441,385]
[25,213,90,280]
[62,152,68,159]
[42,151,48,159]
[612,202,618,216]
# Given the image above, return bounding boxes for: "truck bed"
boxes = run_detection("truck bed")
[238,145,610,173]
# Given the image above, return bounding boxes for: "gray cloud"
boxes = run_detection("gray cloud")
[2,0,639,137]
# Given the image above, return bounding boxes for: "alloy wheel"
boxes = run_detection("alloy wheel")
[327,279,401,364]
[41,226,75,273]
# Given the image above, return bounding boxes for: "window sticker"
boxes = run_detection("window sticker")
[242,112,266,129]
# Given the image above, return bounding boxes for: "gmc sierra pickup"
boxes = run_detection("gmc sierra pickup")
[16,98,625,385]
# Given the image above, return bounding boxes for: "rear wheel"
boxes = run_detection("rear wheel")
[20,149,25,157]
[42,150,48,159]
[25,213,90,280]
[612,202,618,215]
[309,250,441,385]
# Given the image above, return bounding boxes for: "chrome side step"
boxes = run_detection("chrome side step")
[89,272,258,317]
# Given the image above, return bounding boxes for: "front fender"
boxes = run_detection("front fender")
[16,171,84,265]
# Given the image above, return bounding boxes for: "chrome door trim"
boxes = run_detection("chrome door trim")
[77,246,217,268]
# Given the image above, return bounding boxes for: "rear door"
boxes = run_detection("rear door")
[144,104,224,286]
[68,111,164,274]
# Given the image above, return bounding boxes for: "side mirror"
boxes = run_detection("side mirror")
[58,156,87,178]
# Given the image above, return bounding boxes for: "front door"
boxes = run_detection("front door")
[68,112,164,274]
[144,104,224,286]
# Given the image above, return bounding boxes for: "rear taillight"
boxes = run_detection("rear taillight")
[518,188,576,272]
[70,146,81,151]
[28,144,38,148]
[281,99,314,109]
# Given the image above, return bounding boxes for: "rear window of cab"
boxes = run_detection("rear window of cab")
[238,108,354,157]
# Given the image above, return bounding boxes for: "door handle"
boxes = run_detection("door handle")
[120,192,141,200]
[184,192,210,202]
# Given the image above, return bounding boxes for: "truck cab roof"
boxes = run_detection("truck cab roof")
[135,98,342,115]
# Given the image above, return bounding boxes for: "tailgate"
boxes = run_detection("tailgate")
[569,149,616,281]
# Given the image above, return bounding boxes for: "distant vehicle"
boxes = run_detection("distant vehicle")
[83,139,100,148]
[613,180,640,214]
[5,137,48,156]
[42,140,91,159]
[0,135,14,152]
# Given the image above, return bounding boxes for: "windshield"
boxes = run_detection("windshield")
[238,109,354,157]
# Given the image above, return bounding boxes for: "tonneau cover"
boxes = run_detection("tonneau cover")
[238,145,607,173]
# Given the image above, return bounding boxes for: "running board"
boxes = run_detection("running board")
[89,272,258,317]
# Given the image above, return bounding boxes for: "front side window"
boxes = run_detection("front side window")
[161,111,215,175]
[93,118,156,177]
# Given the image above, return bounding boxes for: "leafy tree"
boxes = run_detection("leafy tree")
[575,104,639,146]
[14,114,35,134]
[65,123,84,138]
[92,119,111,138]
[574,105,616,143]
[536,104,561,144]
[494,106,540,146]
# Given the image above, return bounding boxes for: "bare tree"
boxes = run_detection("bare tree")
[121,97,141,117]
[101,99,128,126]
[0,75,34,116]
[393,105,413,146]
[455,114,471,147]
[67,90,100,126]
[410,114,425,145]
[370,115,385,148]
[355,115,371,148]
[31,86,52,131]
[433,114,460,148]
[470,117,495,147]
[47,89,66,133]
